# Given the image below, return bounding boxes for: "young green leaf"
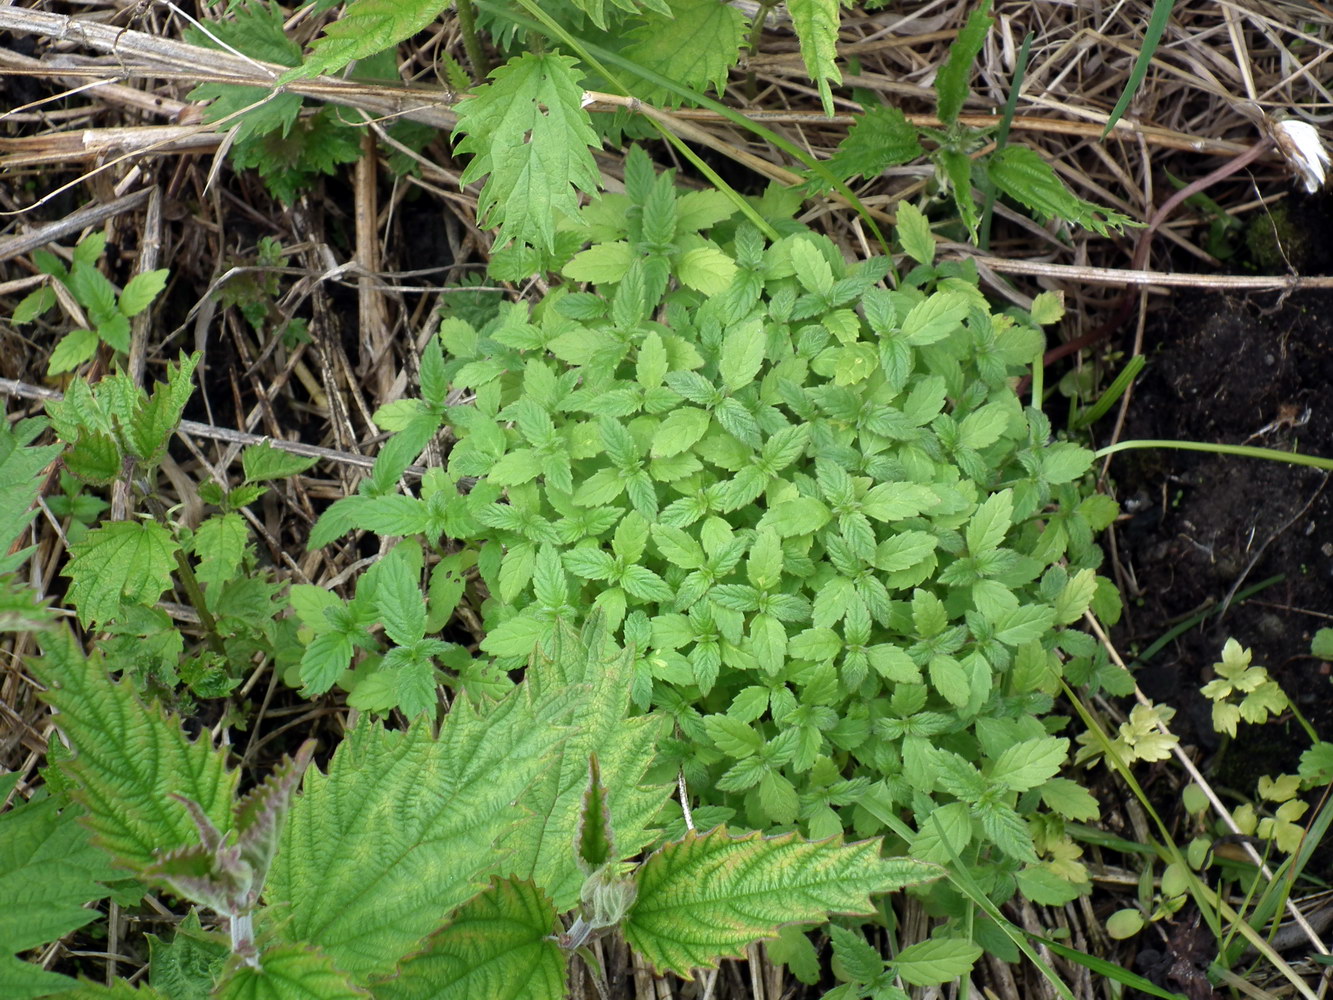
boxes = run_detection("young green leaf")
[987,146,1135,236]
[934,0,993,124]
[893,936,984,987]
[31,631,238,872]
[62,520,179,627]
[623,828,938,976]
[215,940,366,1000]
[789,0,851,116]
[504,619,672,909]
[623,0,748,106]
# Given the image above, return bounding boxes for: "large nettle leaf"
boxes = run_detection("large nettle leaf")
[31,631,237,873]
[503,617,673,909]
[623,828,939,976]
[264,677,585,983]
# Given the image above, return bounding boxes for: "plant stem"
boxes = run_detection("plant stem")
[140,487,229,659]
[456,0,491,82]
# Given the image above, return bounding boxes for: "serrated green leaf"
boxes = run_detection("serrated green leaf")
[266,680,583,981]
[562,241,634,284]
[896,199,935,265]
[0,795,116,957]
[935,0,992,124]
[816,104,922,190]
[987,145,1135,236]
[676,245,738,295]
[965,489,1012,555]
[788,0,849,116]
[0,420,60,553]
[118,269,169,317]
[31,631,237,872]
[378,877,564,1000]
[241,442,319,482]
[453,53,602,253]
[47,328,101,375]
[899,292,968,346]
[291,0,443,78]
[63,520,178,626]
[624,828,937,977]
[216,940,366,1000]
[191,512,247,587]
[623,0,748,105]
[503,619,671,908]
[1038,778,1099,821]
[758,496,830,537]
[893,936,982,987]
[991,737,1068,793]
[651,407,712,458]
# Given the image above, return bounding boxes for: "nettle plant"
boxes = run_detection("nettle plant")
[307,148,1129,968]
[11,618,934,998]
[190,0,1132,261]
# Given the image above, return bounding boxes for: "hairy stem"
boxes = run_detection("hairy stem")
[456,0,491,82]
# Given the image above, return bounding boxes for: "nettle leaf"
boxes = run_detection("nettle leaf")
[623,828,938,977]
[504,619,672,909]
[934,0,993,124]
[818,103,923,189]
[0,418,61,556]
[788,0,851,116]
[216,940,365,1000]
[294,0,445,78]
[241,441,320,482]
[987,145,1135,237]
[63,520,179,627]
[624,0,749,105]
[380,877,564,1000]
[0,792,116,972]
[454,53,603,254]
[266,681,583,981]
[31,631,237,873]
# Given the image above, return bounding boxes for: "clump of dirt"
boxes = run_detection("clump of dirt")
[1109,194,1333,792]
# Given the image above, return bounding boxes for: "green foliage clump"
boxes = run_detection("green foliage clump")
[310,150,1127,935]
[20,618,933,997]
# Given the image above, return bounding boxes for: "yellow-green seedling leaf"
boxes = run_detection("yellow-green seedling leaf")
[1029,289,1065,326]
[379,878,565,1000]
[241,442,319,483]
[934,0,993,124]
[1313,628,1333,660]
[892,936,983,986]
[63,519,178,627]
[504,617,672,910]
[624,0,747,105]
[0,790,119,995]
[216,939,366,1000]
[31,631,238,874]
[789,0,851,116]
[623,827,939,977]
[453,53,602,254]
[1105,908,1145,940]
[265,679,584,982]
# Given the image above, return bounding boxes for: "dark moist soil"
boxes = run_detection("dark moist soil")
[1109,191,1333,793]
